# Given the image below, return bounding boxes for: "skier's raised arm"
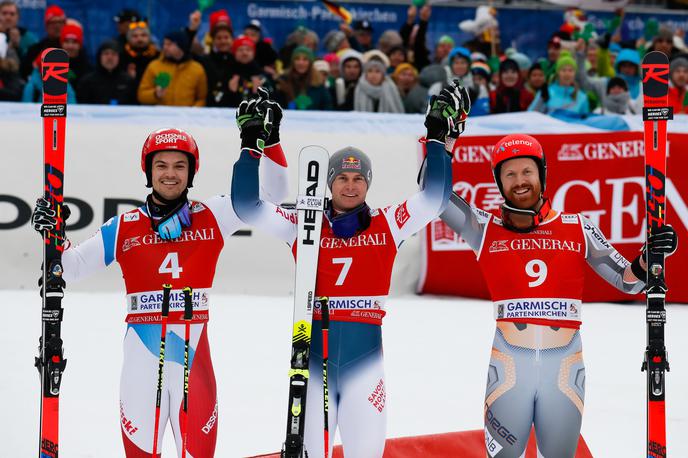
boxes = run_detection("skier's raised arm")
[380,83,466,246]
[231,91,297,245]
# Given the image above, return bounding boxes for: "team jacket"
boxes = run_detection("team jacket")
[440,193,645,329]
[60,147,289,324]
[231,140,453,325]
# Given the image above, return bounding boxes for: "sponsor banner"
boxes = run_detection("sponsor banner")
[494,298,582,321]
[127,288,210,315]
[314,296,387,325]
[420,132,688,303]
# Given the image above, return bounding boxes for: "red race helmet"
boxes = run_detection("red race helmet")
[141,128,199,187]
[491,134,546,197]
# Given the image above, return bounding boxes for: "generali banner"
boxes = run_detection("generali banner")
[419,132,688,303]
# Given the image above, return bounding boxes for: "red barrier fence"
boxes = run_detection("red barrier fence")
[420,132,688,303]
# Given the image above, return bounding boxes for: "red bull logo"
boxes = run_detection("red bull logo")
[341,155,361,169]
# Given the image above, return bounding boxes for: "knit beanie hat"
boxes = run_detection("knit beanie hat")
[555,50,577,73]
[448,46,471,64]
[438,35,455,46]
[327,147,372,189]
[60,23,83,46]
[607,76,628,93]
[231,35,256,55]
[499,58,520,74]
[45,5,65,23]
[291,45,315,62]
[393,62,418,79]
[364,58,386,74]
[670,56,688,74]
[165,30,190,54]
[313,59,330,73]
[338,49,363,74]
[471,61,491,79]
[362,49,390,68]
[323,30,347,53]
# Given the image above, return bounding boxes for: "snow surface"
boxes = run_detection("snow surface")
[3,291,687,457]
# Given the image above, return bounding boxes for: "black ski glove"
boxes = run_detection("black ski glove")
[236,96,273,154]
[32,197,70,234]
[424,80,470,145]
[630,225,678,279]
[256,87,283,147]
[648,225,678,256]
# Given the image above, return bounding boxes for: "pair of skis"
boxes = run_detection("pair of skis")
[641,51,672,458]
[281,146,331,458]
[153,285,195,457]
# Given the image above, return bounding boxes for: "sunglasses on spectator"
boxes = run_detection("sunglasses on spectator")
[128,21,148,30]
[656,38,673,43]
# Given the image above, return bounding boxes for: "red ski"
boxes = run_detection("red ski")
[36,47,69,458]
[641,50,672,458]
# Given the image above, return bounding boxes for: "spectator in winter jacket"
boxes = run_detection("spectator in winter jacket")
[224,35,265,106]
[201,19,235,107]
[529,51,589,116]
[243,20,278,75]
[594,76,633,115]
[392,62,427,113]
[669,56,688,114]
[576,45,642,116]
[77,41,136,105]
[22,54,76,103]
[428,46,477,102]
[0,33,23,101]
[353,56,404,113]
[119,21,159,86]
[21,4,65,78]
[332,48,362,111]
[490,58,534,114]
[137,30,207,107]
[274,45,332,110]
[60,22,91,90]
[525,62,547,97]
[0,1,37,61]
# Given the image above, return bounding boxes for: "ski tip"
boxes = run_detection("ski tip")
[299,145,330,156]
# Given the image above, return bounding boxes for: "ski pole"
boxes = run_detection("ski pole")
[152,284,172,457]
[181,287,193,458]
[320,297,330,458]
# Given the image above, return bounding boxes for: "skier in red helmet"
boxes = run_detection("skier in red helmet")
[30,126,289,456]
[440,134,677,457]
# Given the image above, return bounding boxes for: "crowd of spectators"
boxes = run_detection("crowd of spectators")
[1,1,687,118]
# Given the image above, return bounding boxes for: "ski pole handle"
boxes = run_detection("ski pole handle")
[182,287,193,321]
[162,284,172,317]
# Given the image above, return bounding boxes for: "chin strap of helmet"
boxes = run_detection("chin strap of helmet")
[500,196,552,233]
